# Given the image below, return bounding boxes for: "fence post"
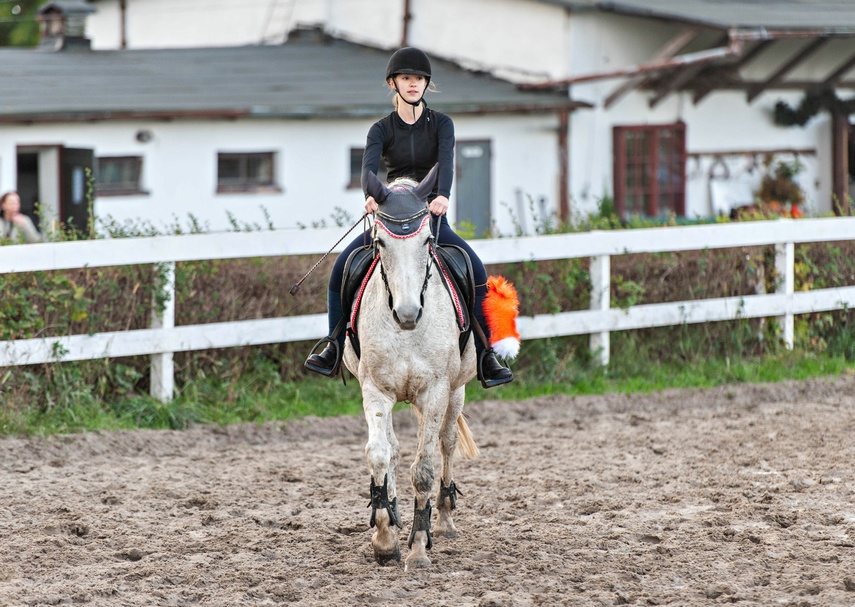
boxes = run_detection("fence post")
[775,241,795,349]
[590,254,611,365]
[150,261,176,402]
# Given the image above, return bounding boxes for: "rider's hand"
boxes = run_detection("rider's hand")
[365,196,379,214]
[429,195,449,216]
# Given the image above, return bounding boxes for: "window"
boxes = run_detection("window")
[217,152,279,193]
[348,147,387,189]
[613,122,686,218]
[96,156,145,196]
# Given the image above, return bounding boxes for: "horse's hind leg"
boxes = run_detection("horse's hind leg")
[362,381,401,565]
[435,385,470,538]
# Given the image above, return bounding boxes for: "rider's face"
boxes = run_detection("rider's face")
[391,74,427,104]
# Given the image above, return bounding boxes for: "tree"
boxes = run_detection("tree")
[0,1,48,47]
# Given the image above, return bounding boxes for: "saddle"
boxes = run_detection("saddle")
[337,243,475,359]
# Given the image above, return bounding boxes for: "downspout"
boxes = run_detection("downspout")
[119,0,127,49]
[401,0,411,47]
[558,108,570,223]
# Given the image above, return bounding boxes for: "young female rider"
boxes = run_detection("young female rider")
[305,47,513,388]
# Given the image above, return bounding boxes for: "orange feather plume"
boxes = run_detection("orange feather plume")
[482,275,521,359]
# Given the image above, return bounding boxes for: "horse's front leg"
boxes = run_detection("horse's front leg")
[435,385,467,539]
[362,380,402,565]
[406,382,449,570]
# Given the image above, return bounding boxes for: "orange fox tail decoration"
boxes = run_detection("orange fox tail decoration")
[482,276,521,359]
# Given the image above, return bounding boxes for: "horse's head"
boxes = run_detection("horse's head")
[366,165,439,330]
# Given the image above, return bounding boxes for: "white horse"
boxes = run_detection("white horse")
[343,165,479,570]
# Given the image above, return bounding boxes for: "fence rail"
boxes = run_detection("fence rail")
[2,217,855,401]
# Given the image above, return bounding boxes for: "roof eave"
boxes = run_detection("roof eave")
[0,101,590,124]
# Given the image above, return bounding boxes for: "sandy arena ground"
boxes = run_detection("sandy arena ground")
[1,375,854,606]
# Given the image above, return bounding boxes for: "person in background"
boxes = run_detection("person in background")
[304,47,513,388]
[0,191,45,244]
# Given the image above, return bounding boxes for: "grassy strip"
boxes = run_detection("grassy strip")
[4,349,853,437]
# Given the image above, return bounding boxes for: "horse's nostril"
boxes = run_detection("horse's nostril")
[393,306,421,330]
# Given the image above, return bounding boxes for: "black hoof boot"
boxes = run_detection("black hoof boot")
[478,350,513,389]
[304,339,340,376]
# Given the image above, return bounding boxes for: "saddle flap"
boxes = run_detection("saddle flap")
[433,244,474,333]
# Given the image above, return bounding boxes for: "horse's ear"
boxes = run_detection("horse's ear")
[412,164,440,201]
[365,171,391,203]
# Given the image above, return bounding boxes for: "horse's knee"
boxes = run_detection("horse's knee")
[365,439,391,473]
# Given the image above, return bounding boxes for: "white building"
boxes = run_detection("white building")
[2,0,854,238]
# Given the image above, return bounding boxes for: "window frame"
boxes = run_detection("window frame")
[95,155,146,197]
[216,151,281,194]
[613,121,687,218]
[347,147,387,190]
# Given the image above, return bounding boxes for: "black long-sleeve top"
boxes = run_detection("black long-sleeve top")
[361,107,455,201]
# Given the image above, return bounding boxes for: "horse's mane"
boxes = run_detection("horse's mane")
[387,177,418,190]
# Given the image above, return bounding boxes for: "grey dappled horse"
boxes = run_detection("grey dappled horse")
[342,165,479,569]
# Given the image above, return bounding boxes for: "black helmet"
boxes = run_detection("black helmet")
[385,47,432,85]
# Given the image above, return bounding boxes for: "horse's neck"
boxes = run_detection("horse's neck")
[360,263,457,331]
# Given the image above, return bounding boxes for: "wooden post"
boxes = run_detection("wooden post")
[589,253,610,365]
[831,111,851,215]
[150,261,176,402]
[775,239,794,349]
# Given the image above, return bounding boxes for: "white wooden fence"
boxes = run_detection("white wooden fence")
[2,217,854,401]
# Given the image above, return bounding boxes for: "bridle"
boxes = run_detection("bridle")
[373,211,435,314]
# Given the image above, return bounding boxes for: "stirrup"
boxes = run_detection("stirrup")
[304,337,341,377]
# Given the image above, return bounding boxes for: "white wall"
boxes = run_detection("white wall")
[0,112,561,236]
[87,0,328,49]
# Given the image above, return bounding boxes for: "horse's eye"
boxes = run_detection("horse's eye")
[375,238,385,248]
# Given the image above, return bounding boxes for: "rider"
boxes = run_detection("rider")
[304,47,513,388]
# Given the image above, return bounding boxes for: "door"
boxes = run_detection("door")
[455,140,492,237]
[60,147,95,236]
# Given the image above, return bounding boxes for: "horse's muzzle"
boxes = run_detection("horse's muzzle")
[393,305,423,330]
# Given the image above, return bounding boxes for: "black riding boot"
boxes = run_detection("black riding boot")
[304,289,346,376]
[474,286,514,389]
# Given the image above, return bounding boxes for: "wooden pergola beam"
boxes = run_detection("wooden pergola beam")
[649,33,728,108]
[604,28,700,108]
[693,39,773,104]
[747,37,829,103]
[811,49,855,93]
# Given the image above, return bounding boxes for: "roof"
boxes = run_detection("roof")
[0,29,587,123]
[547,0,855,32]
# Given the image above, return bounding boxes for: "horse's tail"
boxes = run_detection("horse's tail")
[455,414,480,459]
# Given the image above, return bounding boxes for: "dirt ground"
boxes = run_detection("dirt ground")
[1,375,854,607]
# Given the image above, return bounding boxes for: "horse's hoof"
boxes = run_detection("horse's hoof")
[434,528,458,539]
[404,556,431,571]
[374,547,401,566]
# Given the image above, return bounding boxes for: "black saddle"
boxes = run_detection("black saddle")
[337,242,476,359]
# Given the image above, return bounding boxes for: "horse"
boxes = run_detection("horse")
[342,165,482,570]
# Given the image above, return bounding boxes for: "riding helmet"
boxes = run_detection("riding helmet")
[385,47,432,85]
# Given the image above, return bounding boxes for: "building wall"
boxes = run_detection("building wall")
[0,112,560,235]
[565,13,838,217]
[87,0,328,49]
[82,0,851,219]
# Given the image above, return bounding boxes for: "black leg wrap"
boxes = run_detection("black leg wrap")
[439,479,463,510]
[368,474,402,529]
[407,499,433,551]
